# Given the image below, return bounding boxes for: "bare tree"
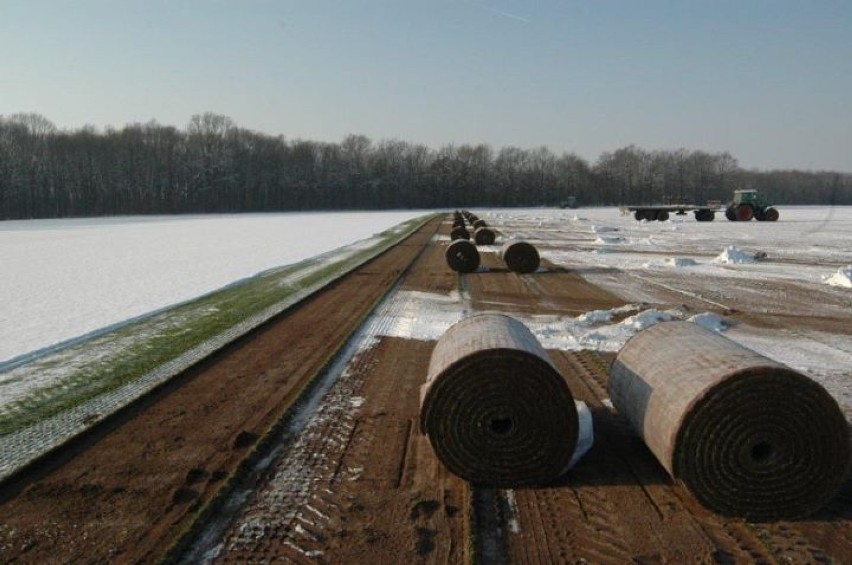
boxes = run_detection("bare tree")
[0,113,848,219]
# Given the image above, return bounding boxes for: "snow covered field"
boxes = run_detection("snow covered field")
[0,211,425,365]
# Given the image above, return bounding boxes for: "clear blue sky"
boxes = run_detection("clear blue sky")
[2,0,851,171]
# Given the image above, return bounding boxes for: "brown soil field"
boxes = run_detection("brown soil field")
[1,215,851,564]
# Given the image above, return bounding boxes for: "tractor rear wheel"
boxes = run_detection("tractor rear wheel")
[736,203,754,221]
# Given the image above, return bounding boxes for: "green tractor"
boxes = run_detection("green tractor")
[724,189,779,222]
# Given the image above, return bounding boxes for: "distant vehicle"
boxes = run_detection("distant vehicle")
[724,189,779,222]
[622,189,780,222]
[621,201,721,222]
[559,196,578,209]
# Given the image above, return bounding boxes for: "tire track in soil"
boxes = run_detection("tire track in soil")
[463,260,644,564]
[750,496,852,564]
[462,245,780,565]
[206,220,468,563]
[562,351,782,564]
[573,349,852,563]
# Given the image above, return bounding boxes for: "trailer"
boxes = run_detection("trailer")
[621,202,721,222]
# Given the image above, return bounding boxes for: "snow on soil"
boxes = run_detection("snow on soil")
[714,245,757,264]
[688,312,730,332]
[643,257,699,268]
[0,211,424,364]
[825,265,852,288]
[594,235,625,245]
[377,289,686,353]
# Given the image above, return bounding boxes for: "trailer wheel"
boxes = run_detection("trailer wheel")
[634,210,646,221]
[736,203,754,221]
[656,210,669,222]
[695,209,715,222]
[451,226,470,240]
[764,207,779,221]
[725,206,737,221]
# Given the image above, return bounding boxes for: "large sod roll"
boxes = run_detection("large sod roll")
[501,240,540,273]
[474,226,496,246]
[445,239,480,273]
[420,313,580,486]
[450,226,470,240]
[610,321,851,520]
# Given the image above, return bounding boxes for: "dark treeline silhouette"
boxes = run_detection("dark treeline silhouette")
[1,112,850,220]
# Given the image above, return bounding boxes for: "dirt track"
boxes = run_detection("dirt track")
[1,215,851,563]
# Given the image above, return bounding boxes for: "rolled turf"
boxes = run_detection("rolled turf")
[609,321,851,520]
[420,313,579,486]
[501,240,540,273]
[445,239,480,273]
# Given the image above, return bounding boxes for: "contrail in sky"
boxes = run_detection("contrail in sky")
[466,1,531,24]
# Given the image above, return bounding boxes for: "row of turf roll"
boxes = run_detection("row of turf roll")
[451,210,495,245]
[420,314,850,519]
[446,211,541,273]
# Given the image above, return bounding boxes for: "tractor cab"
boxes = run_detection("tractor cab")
[725,189,779,222]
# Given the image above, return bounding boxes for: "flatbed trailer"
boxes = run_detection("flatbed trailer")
[620,203,721,222]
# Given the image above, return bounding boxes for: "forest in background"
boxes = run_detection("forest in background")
[1,112,850,220]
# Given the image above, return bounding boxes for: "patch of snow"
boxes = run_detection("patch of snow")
[369,289,691,353]
[622,309,679,331]
[666,257,698,267]
[713,245,756,264]
[590,225,618,233]
[373,290,466,342]
[503,489,521,534]
[643,257,699,268]
[595,235,625,245]
[688,312,730,332]
[577,309,614,325]
[824,265,852,288]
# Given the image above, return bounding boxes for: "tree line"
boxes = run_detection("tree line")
[1,112,849,220]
